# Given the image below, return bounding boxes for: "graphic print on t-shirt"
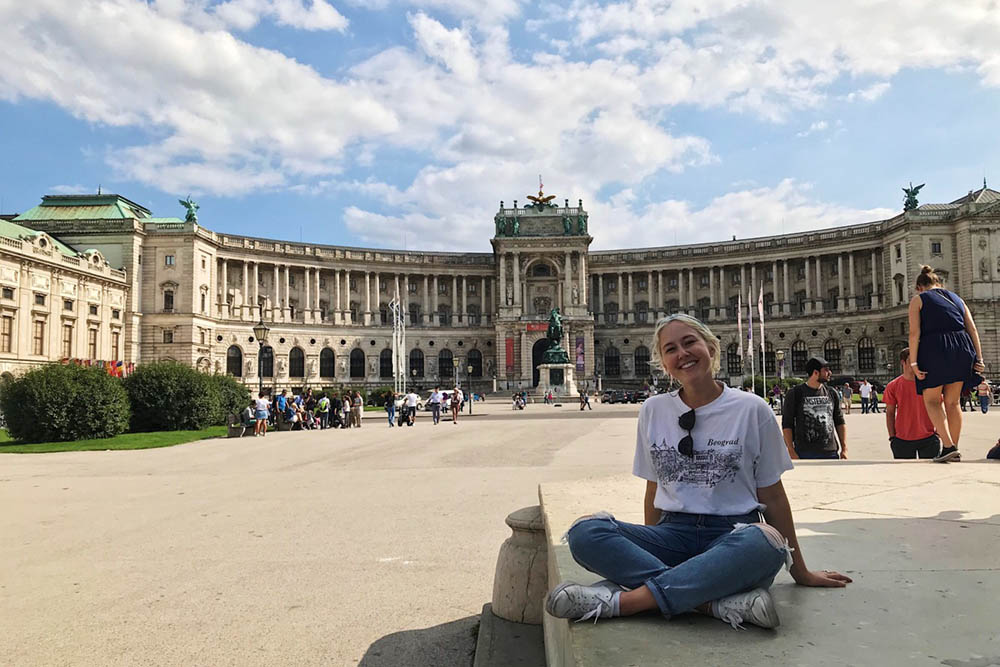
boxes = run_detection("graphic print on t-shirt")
[648,436,741,487]
[800,395,834,447]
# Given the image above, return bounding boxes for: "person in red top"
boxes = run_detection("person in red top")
[884,348,941,459]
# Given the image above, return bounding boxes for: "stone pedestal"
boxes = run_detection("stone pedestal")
[536,362,578,397]
[492,505,548,625]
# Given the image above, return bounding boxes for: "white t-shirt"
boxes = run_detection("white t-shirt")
[406,392,419,407]
[859,383,871,398]
[430,391,443,404]
[254,398,269,412]
[632,385,793,516]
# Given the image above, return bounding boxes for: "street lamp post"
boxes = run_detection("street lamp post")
[467,364,474,413]
[252,318,270,397]
[453,357,460,388]
[775,349,785,382]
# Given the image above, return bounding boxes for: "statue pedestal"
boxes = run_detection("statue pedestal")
[536,363,578,398]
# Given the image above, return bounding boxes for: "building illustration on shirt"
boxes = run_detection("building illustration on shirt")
[800,395,835,447]
[649,437,742,487]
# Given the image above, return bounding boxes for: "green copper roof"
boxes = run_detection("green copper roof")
[13,194,152,221]
[0,218,79,257]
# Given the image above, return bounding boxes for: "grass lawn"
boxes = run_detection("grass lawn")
[0,426,227,454]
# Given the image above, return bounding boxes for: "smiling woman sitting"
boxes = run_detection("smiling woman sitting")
[544,314,851,630]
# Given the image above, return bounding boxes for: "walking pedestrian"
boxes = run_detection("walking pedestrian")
[841,383,852,415]
[351,391,363,428]
[884,348,942,459]
[384,392,396,427]
[859,380,871,414]
[253,391,270,437]
[909,265,986,462]
[781,357,848,459]
[429,386,443,425]
[451,386,463,424]
[342,392,352,428]
[545,314,850,629]
[977,379,991,414]
[870,388,880,414]
[405,389,419,425]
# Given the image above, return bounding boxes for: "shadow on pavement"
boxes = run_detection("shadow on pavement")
[358,615,479,667]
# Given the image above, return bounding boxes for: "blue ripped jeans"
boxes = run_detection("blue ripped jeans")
[566,511,790,617]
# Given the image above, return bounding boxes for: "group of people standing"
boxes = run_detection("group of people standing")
[383,386,466,427]
[246,388,365,436]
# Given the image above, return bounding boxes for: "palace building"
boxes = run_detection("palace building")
[6,185,1000,392]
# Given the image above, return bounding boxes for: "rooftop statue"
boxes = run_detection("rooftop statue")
[902,182,924,212]
[495,209,506,237]
[577,200,588,234]
[179,196,199,223]
[562,213,572,235]
[526,175,557,212]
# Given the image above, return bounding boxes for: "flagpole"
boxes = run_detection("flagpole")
[758,283,766,399]
[748,283,755,395]
[737,292,744,386]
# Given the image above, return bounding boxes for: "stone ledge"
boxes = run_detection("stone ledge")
[539,463,1000,667]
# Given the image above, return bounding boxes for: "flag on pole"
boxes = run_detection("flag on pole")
[758,283,766,394]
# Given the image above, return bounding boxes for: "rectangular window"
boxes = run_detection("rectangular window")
[62,323,73,358]
[638,279,647,290]
[162,330,173,344]
[289,274,295,287]
[669,278,678,289]
[164,291,174,311]
[34,294,46,306]
[89,304,98,316]
[112,331,120,360]
[895,244,902,260]
[931,241,942,255]
[201,257,207,269]
[830,263,838,276]
[200,330,206,345]
[200,293,206,313]
[0,315,12,353]
[1,287,12,300]
[165,255,175,266]
[438,282,448,294]
[699,275,709,287]
[88,328,98,358]
[64,299,73,311]
[112,309,120,320]
[467,283,478,295]
[32,320,45,355]
[408,282,418,294]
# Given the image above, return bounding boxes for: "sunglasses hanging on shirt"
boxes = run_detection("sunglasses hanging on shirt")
[677,408,695,457]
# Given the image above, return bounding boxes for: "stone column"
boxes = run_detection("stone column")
[814,255,823,313]
[433,275,440,325]
[512,253,521,307]
[220,259,228,316]
[750,264,757,297]
[283,265,290,319]
[579,254,587,308]
[564,252,572,308]
[499,253,507,308]
[837,255,845,312]
[304,267,311,323]
[627,273,634,324]
[363,271,371,325]
[423,274,430,324]
[687,268,694,314]
[272,264,280,321]
[677,270,684,309]
[374,272,381,324]
[657,271,664,318]
[719,266,726,318]
[253,262,260,318]
[334,269,341,323]
[315,267,321,312]
[739,265,746,307]
[480,276,486,326]
[782,260,790,315]
[617,273,624,317]
[342,269,351,324]
[803,257,811,313]
[709,266,716,318]
[597,274,604,323]
[848,253,856,311]
[871,250,878,309]
[241,261,249,312]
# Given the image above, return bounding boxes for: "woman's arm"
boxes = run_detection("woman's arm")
[908,295,925,379]
[963,304,986,371]
[757,480,852,587]
[644,480,659,526]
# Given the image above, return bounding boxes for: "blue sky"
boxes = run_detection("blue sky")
[1,1,998,253]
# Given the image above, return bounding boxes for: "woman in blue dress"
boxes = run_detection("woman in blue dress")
[908,265,985,462]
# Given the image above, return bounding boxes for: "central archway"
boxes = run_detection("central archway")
[532,338,549,387]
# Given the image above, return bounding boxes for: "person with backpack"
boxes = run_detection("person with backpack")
[781,357,848,460]
[315,393,330,429]
[384,392,396,427]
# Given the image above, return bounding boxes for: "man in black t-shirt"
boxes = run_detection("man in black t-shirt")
[781,356,848,460]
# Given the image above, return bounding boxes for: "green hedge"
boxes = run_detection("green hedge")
[123,361,219,432]
[0,364,130,443]
[209,374,251,424]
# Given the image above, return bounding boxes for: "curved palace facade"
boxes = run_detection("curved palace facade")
[5,186,1000,392]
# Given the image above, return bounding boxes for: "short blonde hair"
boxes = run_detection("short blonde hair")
[650,314,721,377]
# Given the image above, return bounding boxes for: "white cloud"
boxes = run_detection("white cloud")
[795,120,828,138]
[845,82,891,103]
[48,184,93,195]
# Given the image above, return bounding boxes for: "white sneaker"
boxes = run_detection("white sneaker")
[545,580,621,623]
[713,588,780,630]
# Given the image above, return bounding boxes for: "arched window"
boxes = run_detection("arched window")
[260,345,274,378]
[380,348,393,378]
[226,345,242,377]
[438,349,453,379]
[532,263,551,277]
[468,349,483,377]
[823,339,841,372]
[605,302,619,324]
[350,348,365,378]
[604,347,621,377]
[634,346,650,377]
[320,348,335,378]
[727,343,742,375]
[857,337,876,373]
[791,340,808,374]
[409,348,424,377]
[289,347,305,377]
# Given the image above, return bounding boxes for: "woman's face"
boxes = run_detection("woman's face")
[657,321,714,381]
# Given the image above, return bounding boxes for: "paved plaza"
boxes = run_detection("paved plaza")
[2,400,998,666]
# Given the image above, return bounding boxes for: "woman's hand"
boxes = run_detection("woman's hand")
[913,366,927,380]
[792,568,853,587]
[974,360,986,373]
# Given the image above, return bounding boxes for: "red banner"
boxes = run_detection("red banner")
[526,323,548,331]
[505,337,515,371]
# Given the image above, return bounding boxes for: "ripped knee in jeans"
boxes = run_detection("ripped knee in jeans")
[561,511,616,544]
[732,522,794,570]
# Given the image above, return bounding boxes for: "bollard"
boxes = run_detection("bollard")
[491,505,548,625]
